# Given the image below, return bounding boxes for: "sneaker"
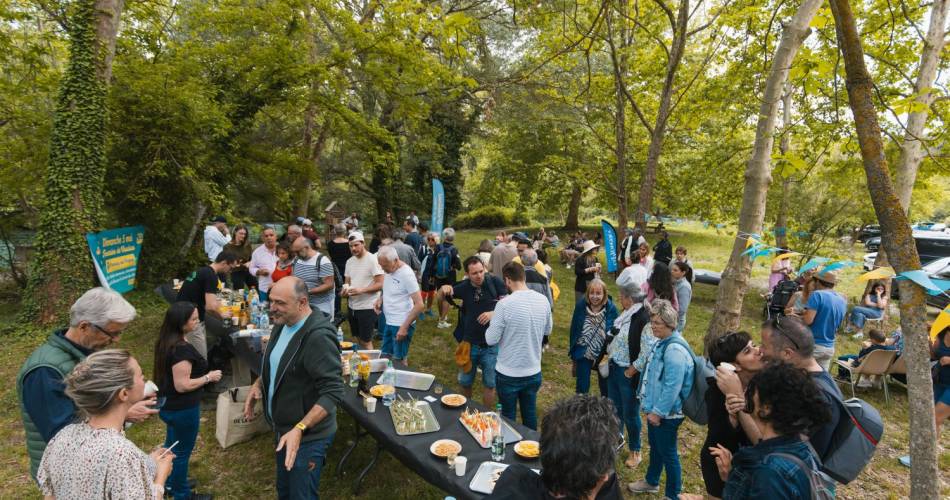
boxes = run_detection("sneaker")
[856,378,874,388]
[624,451,641,469]
[437,320,452,329]
[851,332,864,340]
[627,480,659,494]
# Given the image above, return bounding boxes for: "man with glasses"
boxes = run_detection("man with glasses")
[342,231,384,350]
[17,287,157,480]
[440,256,507,407]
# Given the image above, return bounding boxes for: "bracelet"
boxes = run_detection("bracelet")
[295,422,307,431]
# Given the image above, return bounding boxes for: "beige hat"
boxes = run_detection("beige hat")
[579,240,600,255]
[815,269,838,285]
[348,231,365,243]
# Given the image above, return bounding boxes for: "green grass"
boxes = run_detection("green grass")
[0,222,946,499]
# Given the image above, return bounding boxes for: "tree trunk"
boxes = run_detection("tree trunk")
[564,183,582,231]
[774,85,793,250]
[705,0,822,345]
[23,0,124,324]
[608,3,629,230]
[177,201,207,257]
[828,1,938,498]
[895,0,947,211]
[633,0,688,230]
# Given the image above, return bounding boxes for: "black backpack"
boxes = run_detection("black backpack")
[768,279,799,318]
[317,254,345,290]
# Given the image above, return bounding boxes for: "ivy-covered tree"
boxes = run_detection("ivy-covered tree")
[22,0,124,324]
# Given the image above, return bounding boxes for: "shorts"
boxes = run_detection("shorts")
[458,344,498,389]
[434,277,456,289]
[421,277,436,293]
[936,384,950,406]
[381,322,416,360]
[421,290,435,301]
[348,309,378,343]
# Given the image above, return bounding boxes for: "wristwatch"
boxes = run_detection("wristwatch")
[295,422,307,431]
[204,375,211,384]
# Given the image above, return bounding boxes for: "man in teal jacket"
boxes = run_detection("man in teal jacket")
[17,287,156,480]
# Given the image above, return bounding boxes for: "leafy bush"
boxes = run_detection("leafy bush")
[451,206,529,229]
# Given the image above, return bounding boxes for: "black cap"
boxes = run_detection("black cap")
[212,216,227,223]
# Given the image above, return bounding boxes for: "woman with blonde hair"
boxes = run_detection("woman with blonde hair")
[568,279,618,396]
[38,349,175,499]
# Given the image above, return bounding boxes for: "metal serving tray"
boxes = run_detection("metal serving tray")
[469,461,540,494]
[389,400,441,436]
[459,412,523,448]
[393,370,435,391]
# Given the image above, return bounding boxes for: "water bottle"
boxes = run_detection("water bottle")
[337,327,345,345]
[380,359,397,407]
[259,311,270,331]
[348,355,360,388]
[250,290,261,326]
[491,404,505,461]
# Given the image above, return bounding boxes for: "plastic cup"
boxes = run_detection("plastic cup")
[454,456,467,476]
[365,397,377,413]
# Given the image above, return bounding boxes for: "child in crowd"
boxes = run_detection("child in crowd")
[674,246,691,267]
[836,328,896,382]
[270,242,295,283]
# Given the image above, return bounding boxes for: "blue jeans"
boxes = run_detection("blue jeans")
[159,405,201,500]
[458,344,498,389]
[380,322,416,360]
[850,306,882,329]
[276,434,335,500]
[496,371,542,430]
[646,417,683,498]
[575,358,608,396]
[607,361,641,451]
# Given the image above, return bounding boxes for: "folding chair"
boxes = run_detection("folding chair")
[885,354,906,389]
[835,349,898,403]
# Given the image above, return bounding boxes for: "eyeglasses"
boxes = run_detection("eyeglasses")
[771,316,800,351]
[90,322,123,340]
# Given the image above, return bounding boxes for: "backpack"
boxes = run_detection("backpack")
[766,450,836,500]
[656,336,714,425]
[812,376,883,484]
[434,244,454,279]
[768,279,799,318]
[316,254,344,290]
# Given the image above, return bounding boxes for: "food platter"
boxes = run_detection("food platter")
[469,461,508,494]
[459,408,523,448]
[339,341,354,350]
[391,398,440,436]
[430,439,462,458]
[369,384,395,398]
[440,394,467,408]
[514,440,540,459]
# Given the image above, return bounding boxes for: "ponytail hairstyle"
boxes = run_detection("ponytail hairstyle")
[672,260,694,283]
[65,349,135,418]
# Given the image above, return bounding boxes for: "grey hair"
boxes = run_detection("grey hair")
[428,232,441,244]
[287,224,302,234]
[299,236,315,249]
[651,299,678,329]
[521,248,539,266]
[333,223,347,237]
[69,287,137,328]
[377,245,399,262]
[288,277,309,301]
[64,349,135,418]
[392,228,407,241]
[442,227,455,242]
[618,282,646,303]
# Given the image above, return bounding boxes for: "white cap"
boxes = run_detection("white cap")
[302,218,313,226]
[348,231,365,242]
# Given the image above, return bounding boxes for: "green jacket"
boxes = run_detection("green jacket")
[17,330,87,480]
[260,312,344,442]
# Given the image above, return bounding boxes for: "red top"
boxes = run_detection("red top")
[271,264,294,283]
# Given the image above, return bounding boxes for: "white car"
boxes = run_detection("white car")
[863,252,877,271]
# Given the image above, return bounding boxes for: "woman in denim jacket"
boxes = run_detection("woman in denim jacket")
[709,362,831,499]
[628,299,693,499]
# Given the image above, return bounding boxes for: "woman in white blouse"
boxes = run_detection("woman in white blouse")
[38,349,174,499]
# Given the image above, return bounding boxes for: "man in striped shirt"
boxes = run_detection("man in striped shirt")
[291,237,336,319]
[485,262,552,430]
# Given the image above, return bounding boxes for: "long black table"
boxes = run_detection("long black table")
[231,336,541,499]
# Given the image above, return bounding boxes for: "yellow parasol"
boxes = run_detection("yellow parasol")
[931,305,950,340]
[857,267,896,282]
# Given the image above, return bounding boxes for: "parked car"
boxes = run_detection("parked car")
[863,252,877,272]
[857,224,881,242]
[889,256,950,310]
[865,231,950,264]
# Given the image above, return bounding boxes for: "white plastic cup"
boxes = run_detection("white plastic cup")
[365,397,377,413]
[454,456,467,476]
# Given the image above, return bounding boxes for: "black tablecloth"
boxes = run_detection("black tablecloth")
[232,338,539,498]
[340,372,541,500]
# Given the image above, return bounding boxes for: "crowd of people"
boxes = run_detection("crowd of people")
[15,212,950,500]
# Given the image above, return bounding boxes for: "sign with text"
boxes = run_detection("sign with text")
[431,179,445,234]
[601,219,618,273]
[86,226,145,294]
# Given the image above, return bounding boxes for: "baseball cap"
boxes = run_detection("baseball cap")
[348,231,365,242]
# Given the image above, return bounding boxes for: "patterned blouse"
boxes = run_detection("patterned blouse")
[38,422,162,500]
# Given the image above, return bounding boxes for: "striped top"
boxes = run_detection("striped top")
[486,289,553,377]
[292,253,335,318]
